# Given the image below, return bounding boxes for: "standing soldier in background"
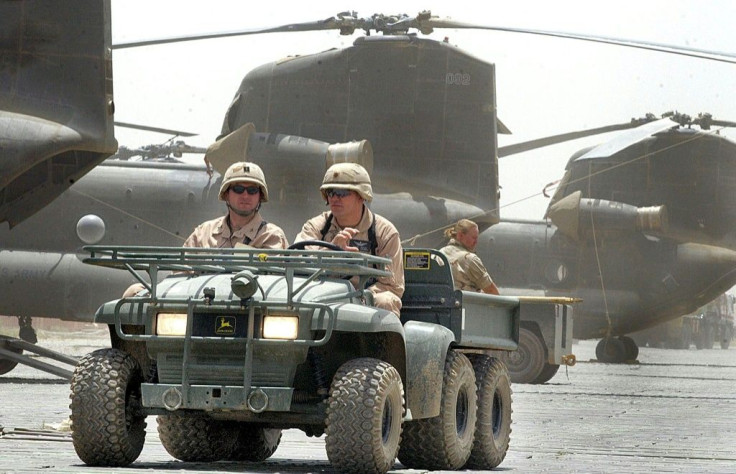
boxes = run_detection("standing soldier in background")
[294,163,404,315]
[440,218,500,295]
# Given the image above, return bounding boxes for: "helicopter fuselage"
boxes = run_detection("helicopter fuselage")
[3,158,736,342]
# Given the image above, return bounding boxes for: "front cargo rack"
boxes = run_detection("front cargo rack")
[84,245,392,299]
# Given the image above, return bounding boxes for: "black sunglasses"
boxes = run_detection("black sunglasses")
[325,188,353,198]
[230,185,260,195]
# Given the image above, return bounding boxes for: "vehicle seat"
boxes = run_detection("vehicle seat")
[400,249,463,338]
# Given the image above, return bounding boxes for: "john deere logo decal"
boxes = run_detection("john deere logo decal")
[215,316,236,335]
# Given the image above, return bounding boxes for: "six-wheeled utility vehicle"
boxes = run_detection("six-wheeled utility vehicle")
[69,245,567,472]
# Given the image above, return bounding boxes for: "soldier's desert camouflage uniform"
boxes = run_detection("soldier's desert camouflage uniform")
[440,238,494,292]
[184,213,287,249]
[296,208,404,315]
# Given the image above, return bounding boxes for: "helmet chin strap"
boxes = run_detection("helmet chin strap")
[227,202,259,217]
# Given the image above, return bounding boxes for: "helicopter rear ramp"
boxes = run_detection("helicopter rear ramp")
[0,0,117,227]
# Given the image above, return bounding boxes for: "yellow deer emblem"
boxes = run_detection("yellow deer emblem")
[216,316,236,334]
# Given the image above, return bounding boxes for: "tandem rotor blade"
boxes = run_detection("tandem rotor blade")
[498,121,642,158]
[112,10,736,66]
[425,17,736,65]
[498,114,672,157]
[112,17,347,49]
[114,122,198,137]
[498,112,736,158]
[577,118,680,160]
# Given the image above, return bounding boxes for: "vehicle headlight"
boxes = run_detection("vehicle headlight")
[156,312,187,336]
[262,314,299,340]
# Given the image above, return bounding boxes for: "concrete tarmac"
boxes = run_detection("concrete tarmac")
[1,328,735,473]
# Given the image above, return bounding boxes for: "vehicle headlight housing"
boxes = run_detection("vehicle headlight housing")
[262,313,299,340]
[156,312,188,336]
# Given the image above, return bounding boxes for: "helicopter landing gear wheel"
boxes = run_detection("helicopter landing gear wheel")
[595,337,628,363]
[720,324,733,350]
[618,335,639,361]
[0,337,22,376]
[700,322,715,349]
[18,316,37,344]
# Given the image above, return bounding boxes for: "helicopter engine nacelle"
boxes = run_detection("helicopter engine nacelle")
[203,123,373,206]
[205,123,372,174]
[547,190,667,241]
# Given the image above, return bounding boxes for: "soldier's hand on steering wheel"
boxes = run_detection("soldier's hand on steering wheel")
[332,228,359,252]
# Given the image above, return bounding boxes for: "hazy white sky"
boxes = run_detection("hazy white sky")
[110,0,736,219]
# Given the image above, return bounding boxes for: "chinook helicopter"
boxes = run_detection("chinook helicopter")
[3,1,736,382]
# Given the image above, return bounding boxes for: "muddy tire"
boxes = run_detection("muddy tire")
[325,357,404,474]
[227,424,282,462]
[503,327,546,384]
[69,348,146,466]
[157,412,237,462]
[465,355,512,470]
[398,350,477,470]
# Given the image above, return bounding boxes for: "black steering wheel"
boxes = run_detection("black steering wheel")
[288,240,343,251]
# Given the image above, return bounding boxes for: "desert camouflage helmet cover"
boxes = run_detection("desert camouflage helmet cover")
[218,162,269,202]
[320,162,373,202]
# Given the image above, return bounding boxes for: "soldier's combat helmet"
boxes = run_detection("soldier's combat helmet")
[320,163,373,202]
[219,162,269,202]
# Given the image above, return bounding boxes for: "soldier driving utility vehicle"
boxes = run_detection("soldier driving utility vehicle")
[69,244,572,473]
